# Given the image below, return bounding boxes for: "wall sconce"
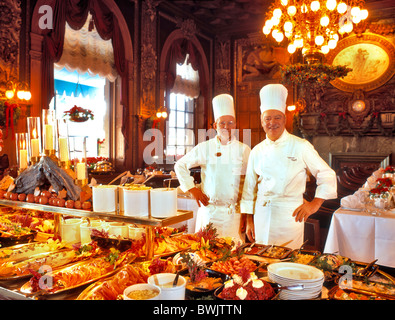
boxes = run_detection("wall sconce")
[4,80,31,101]
[287,105,296,112]
[156,106,168,119]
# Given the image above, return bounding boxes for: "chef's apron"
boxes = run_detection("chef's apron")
[253,136,305,250]
[194,138,244,241]
[195,202,242,241]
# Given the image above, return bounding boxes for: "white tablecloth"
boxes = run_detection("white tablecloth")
[324,208,395,268]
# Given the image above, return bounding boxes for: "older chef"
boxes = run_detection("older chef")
[174,94,251,240]
[240,84,337,249]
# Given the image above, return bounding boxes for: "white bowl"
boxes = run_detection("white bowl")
[108,222,129,238]
[147,273,186,300]
[128,226,145,240]
[123,283,161,300]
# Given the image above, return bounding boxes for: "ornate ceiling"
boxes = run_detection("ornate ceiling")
[161,0,272,34]
[160,0,395,35]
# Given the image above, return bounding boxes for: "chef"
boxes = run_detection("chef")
[240,84,337,249]
[174,94,251,240]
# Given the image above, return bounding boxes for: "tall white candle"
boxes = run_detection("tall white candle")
[19,149,28,169]
[44,124,53,150]
[31,138,39,158]
[76,162,86,180]
[59,137,69,162]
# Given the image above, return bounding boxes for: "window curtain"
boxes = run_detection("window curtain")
[171,54,200,98]
[40,0,129,145]
[165,39,208,114]
[55,15,118,82]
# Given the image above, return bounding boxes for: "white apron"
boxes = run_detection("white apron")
[195,203,242,241]
[253,136,304,250]
[193,138,246,241]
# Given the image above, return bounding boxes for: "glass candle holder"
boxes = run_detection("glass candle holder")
[27,117,42,164]
[73,137,88,187]
[42,109,57,158]
[57,119,70,169]
[15,132,29,172]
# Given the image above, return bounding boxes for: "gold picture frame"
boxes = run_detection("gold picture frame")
[326,33,395,92]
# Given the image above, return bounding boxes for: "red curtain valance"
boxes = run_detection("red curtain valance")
[165,38,208,110]
[41,0,129,145]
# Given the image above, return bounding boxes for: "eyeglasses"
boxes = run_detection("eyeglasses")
[217,120,235,128]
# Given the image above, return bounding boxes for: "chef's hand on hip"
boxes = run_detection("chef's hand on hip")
[188,187,209,207]
[245,214,255,242]
[292,198,325,222]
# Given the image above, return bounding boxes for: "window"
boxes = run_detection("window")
[51,68,110,158]
[166,55,199,160]
[50,14,118,159]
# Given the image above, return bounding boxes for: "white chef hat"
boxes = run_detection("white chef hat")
[259,84,288,114]
[212,94,235,121]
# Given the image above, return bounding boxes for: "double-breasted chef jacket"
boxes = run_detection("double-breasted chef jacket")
[175,135,251,240]
[240,130,337,249]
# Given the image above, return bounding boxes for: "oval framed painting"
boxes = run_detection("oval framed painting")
[326,33,395,92]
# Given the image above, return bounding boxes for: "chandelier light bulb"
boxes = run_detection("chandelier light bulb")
[272,17,281,26]
[352,15,361,24]
[351,6,360,17]
[263,25,271,35]
[287,6,297,16]
[315,35,324,46]
[265,19,274,29]
[326,0,337,11]
[301,4,308,13]
[344,21,353,33]
[320,16,330,26]
[283,21,293,32]
[24,91,32,101]
[273,8,282,18]
[275,32,284,42]
[321,45,330,54]
[280,0,288,6]
[337,2,347,14]
[360,9,368,19]
[272,29,280,37]
[287,43,296,53]
[311,1,320,12]
[328,39,337,49]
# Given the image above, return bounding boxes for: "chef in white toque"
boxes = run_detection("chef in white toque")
[240,84,337,249]
[175,94,251,241]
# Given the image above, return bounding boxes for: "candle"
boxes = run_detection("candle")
[19,149,28,169]
[76,162,86,180]
[31,138,40,158]
[59,137,69,162]
[45,124,54,150]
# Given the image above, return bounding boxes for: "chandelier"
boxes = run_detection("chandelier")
[262,0,368,62]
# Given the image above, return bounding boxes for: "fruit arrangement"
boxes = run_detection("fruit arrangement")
[0,188,92,211]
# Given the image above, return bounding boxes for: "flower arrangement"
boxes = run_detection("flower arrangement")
[64,105,94,122]
[383,166,395,174]
[369,177,393,199]
[280,63,352,88]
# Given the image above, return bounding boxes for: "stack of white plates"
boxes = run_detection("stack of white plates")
[267,262,325,300]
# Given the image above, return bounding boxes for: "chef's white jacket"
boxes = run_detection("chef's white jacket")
[240,130,337,248]
[174,135,251,239]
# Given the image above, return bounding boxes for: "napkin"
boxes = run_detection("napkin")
[341,195,363,209]
[341,189,366,210]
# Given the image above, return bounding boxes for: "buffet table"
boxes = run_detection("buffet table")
[324,207,395,268]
